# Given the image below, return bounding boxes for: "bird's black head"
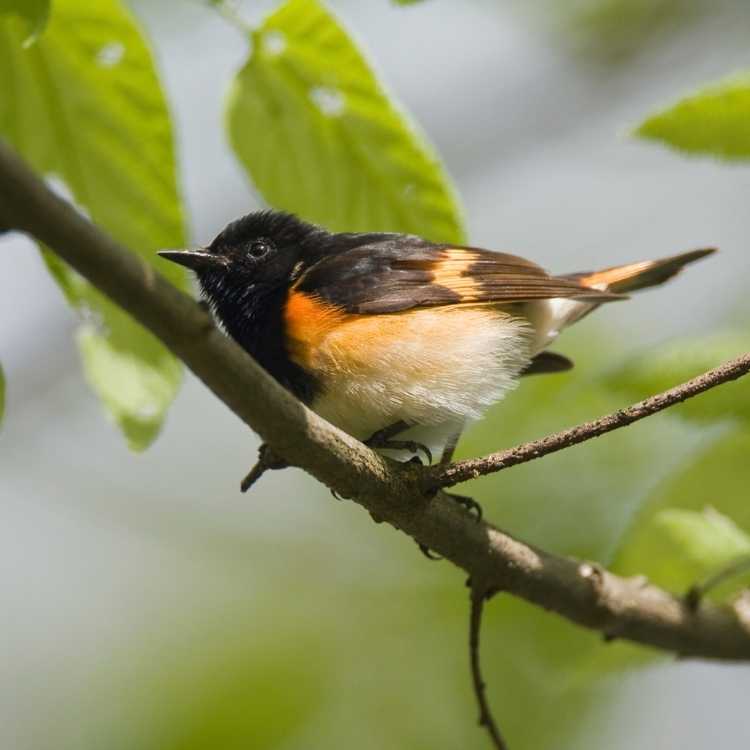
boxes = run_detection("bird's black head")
[158,211,329,402]
[158,210,327,305]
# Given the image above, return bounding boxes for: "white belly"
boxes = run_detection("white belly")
[310,306,533,441]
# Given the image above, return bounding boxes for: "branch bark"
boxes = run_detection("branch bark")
[2,139,750,661]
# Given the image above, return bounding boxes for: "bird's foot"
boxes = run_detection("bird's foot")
[364,423,433,464]
[445,492,483,521]
[416,492,481,561]
[418,543,442,560]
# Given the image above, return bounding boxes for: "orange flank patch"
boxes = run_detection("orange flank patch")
[284,290,435,377]
[285,291,522,385]
[293,302,532,437]
[283,291,347,370]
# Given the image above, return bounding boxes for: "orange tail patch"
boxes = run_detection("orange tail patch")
[575,248,716,294]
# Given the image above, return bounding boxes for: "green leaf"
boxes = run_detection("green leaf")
[613,428,750,594]
[226,0,465,242]
[562,0,696,62]
[0,0,187,450]
[605,332,750,425]
[77,325,183,451]
[151,638,324,750]
[46,606,328,750]
[635,71,750,160]
[0,0,50,44]
[630,507,750,592]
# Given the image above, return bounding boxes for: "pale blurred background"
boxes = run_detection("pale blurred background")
[2,1,750,748]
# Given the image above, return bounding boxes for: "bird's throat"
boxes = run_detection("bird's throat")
[202,279,319,404]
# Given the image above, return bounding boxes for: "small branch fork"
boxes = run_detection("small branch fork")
[3,141,750,748]
[240,443,287,492]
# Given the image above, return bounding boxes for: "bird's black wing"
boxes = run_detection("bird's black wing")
[294,237,622,314]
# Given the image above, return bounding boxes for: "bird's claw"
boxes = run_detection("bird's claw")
[366,438,432,464]
[446,492,483,521]
[403,441,433,465]
[419,543,442,560]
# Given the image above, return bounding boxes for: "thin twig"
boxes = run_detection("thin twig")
[2,139,750,662]
[428,353,750,490]
[240,443,288,492]
[469,583,508,750]
[686,555,750,611]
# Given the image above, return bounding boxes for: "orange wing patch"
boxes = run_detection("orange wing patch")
[426,247,617,304]
[430,248,482,301]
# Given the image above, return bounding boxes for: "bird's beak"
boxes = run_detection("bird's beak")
[157,248,228,271]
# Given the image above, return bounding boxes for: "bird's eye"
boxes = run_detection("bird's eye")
[248,240,271,259]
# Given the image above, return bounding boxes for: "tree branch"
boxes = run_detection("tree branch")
[469,582,508,750]
[2,138,750,662]
[426,355,750,490]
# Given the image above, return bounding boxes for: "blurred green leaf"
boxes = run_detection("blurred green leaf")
[0,0,49,44]
[0,0,187,449]
[605,332,750,425]
[567,0,697,60]
[529,0,702,65]
[618,506,750,598]
[66,611,328,750]
[226,0,465,242]
[156,645,322,750]
[636,72,750,160]
[613,428,750,599]
[77,325,183,451]
[571,0,687,33]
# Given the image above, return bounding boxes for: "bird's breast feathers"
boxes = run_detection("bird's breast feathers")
[284,290,534,439]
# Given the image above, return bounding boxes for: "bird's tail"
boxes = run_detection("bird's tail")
[528,247,718,356]
[564,247,716,295]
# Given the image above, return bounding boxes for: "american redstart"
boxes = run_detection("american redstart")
[159,210,714,466]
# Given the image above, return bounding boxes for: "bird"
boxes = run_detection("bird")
[158,210,714,476]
